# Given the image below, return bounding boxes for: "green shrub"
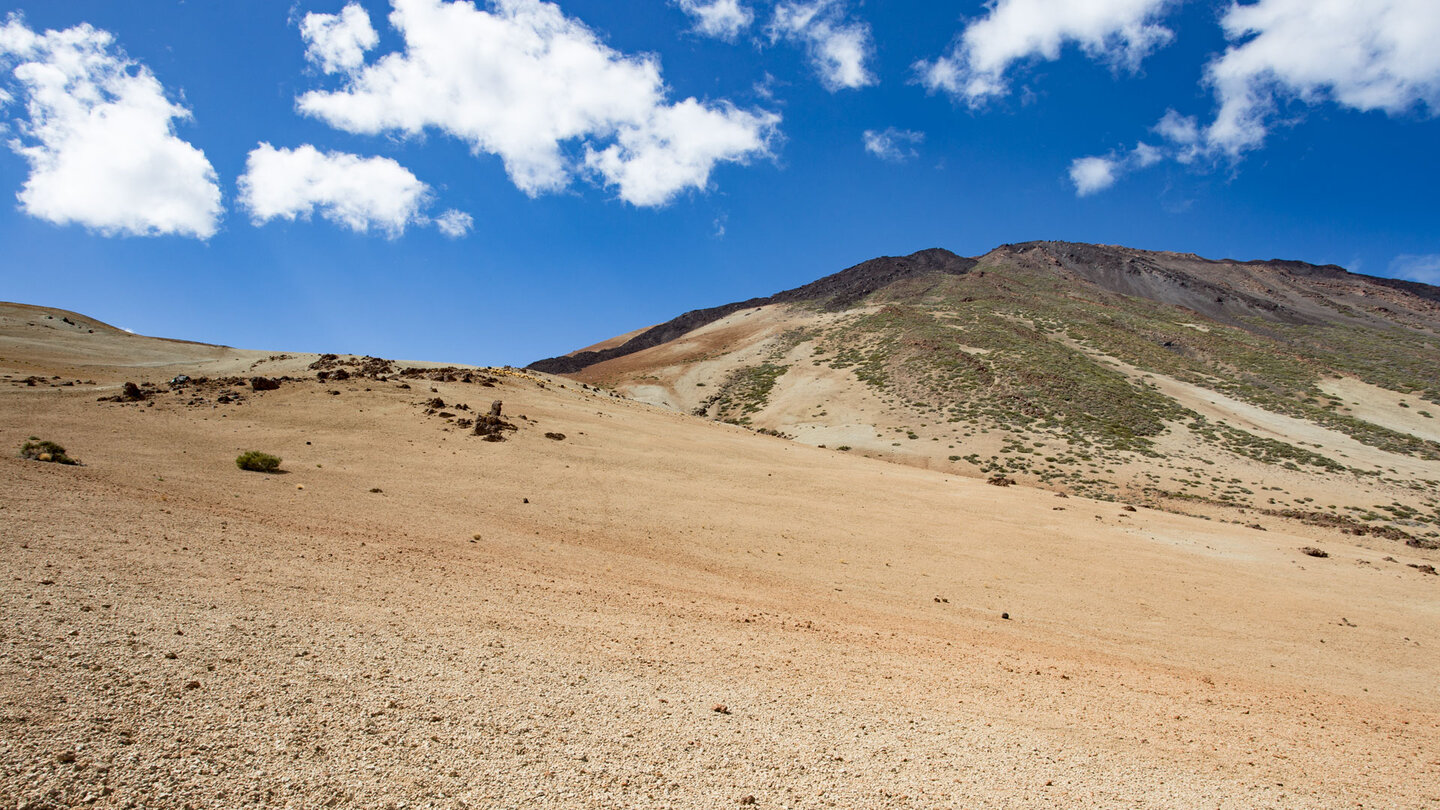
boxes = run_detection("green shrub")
[236,451,282,473]
[21,438,77,465]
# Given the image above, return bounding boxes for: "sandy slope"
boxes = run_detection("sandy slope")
[1,307,1438,808]
[576,300,1440,542]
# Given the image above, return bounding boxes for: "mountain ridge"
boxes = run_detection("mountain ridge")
[530,241,1438,374]
[531,240,1440,543]
[528,248,978,374]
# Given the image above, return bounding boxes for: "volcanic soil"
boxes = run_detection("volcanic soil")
[1,303,1438,808]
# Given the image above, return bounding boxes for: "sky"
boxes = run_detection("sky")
[0,0,1437,366]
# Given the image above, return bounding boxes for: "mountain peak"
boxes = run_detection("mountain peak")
[528,247,976,374]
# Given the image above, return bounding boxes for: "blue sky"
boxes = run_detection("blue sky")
[1,0,1437,366]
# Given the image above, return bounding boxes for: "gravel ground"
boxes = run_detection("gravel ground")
[2,313,1438,808]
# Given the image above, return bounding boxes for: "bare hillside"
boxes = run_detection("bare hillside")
[531,243,1440,546]
[1,303,1438,808]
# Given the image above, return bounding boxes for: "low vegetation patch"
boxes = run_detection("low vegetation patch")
[1187,417,1349,472]
[816,299,1186,454]
[1262,507,1415,542]
[235,450,282,473]
[21,438,78,465]
[712,362,789,425]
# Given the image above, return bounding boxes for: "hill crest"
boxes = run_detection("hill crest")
[529,241,1440,544]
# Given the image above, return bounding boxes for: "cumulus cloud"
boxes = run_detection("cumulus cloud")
[1069,155,1119,196]
[296,0,778,207]
[1076,0,1440,194]
[0,16,222,238]
[585,97,776,206]
[300,3,379,74]
[1203,0,1440,155]
[917,0,1176,105]
[862,127,924,162]
[1067,137,1169,195]
[768,1,875,91]
[1130,141,1163,167]
[238,143,432,236]
[1152,107,1202,162]
[1389,254,1440,286]
[433,209,473,238]
[674,0,753,41]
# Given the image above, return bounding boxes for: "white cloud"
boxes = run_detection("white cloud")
[1069,155,1119,196]
[1204,0,1440,155]
[0,17,222,238]
[1081,0,1440,194]
[916,0,1176,105]
[768,1,875,91]
[752,72,780,100]
[433,209,473,238]
[1389,254,1440,286]
[862,127,924,162]
[1153,108,1198,144]
[238,143,431,236]
[296,0,778,207]
[585,97,777,206]
[674,0,753,41]
[1068,138,1166,195]
[300,3,379,75]
[1130,141,1163,167]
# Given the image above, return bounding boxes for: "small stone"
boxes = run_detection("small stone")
[56,750,77,763]
[1001,612,1010,620]
[712,704,730,715]
[184,680,201,690]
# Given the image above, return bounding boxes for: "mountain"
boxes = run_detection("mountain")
[5,299,1440,807]
[530,248,979,375]
[530,241,1440,542]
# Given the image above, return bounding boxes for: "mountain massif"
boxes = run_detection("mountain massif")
[532,241,1440,543]
[3,285,1439,806]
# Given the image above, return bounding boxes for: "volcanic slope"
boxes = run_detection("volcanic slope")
[532,242,1440,548]
[3,301,1439,807]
